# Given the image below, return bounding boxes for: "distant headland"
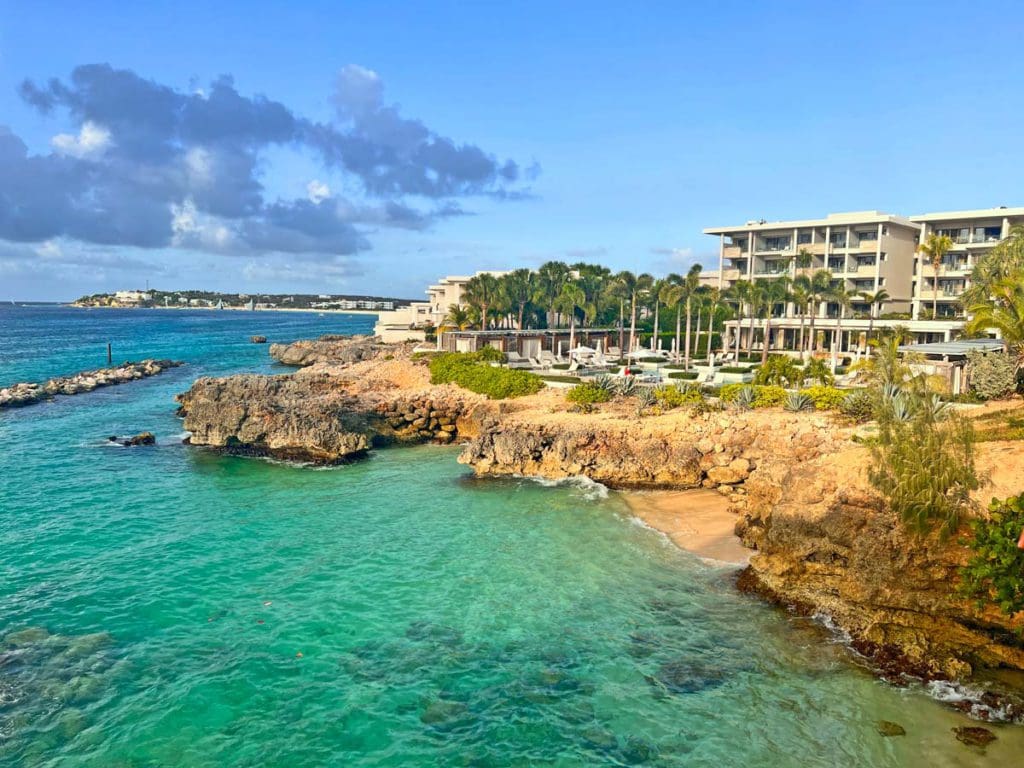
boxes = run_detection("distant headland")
[70,289,416,313]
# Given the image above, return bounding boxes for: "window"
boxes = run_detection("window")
[797,232,812,244]
[857,230,877,242]
[731,237,747,250]
[762,236,791,251]
[829,232,847,246]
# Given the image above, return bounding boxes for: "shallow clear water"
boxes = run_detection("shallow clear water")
[1,305,1021,766]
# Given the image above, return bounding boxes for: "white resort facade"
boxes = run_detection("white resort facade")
[705,206,1023,357]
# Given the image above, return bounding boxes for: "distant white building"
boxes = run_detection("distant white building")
[373,271,508,343]
[114,290,152,304]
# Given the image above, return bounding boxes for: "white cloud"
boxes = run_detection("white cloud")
[185,147,213,186]
[307,179,331,204]
[171,198,234,250]
[51,121,111,158]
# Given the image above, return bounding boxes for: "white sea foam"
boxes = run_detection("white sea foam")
[523,474,610,501]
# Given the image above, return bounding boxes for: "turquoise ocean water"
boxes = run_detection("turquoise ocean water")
[1,304,1021,767]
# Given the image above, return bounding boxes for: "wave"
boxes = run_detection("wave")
[522,474,610,501]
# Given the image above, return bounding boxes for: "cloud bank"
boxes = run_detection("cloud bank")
[1,63,528,279]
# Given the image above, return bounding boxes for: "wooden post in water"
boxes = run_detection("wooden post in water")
[107,342,112,365]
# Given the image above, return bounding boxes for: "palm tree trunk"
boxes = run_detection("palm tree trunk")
[481,302,489,331]
[618,300,624,354]
[932,257,940,319]
[628,295,637,353]
[807,303,817,360]
[684,297,693,370]
[705,303,716,362]
[675,305,682,363]
[831,313,843,373]
[746,311,756,359]
[867,311,875,358]
[569,314,576,353]
[733,308,741,364]
[761,315,772,364]
[517,304,525,331]
[651,304,659,351]
[693,305,702,359]
[798,311,805,356]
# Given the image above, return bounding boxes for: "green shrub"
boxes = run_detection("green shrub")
[429,352,542,399]
[654,383,705,409]
[636,356,666,364]
[868,396,979,538]
[753,355,801,387]
[538,374,581,384]
[719,366,752,374]
[636,387,657,410]
[719,383,787,408]
[615,377,639,396]
[960,495,1024,618]
[800,385,847,411]
[475,346,508,363]
[839,390,874,422]
[803,357,834,386]
[566,381,613,405]
[667,371,699,380]
[784,391,814,412]
[551,363,571,370]
[967,351,1017,400]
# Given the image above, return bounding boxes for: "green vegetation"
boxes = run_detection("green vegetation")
[800,385,848,411]
[719,384,787,408]
[973,408,1024,442]
[867,386,979,538]
[753,355,800,387]
[960,495,1024,619]
[429,351,542,399]
[718,366,752,374]
[966,351,1018,400]
[784,391,813,412]
[565,381,613,405]
[667,371,699,380]
[803,357,834,386]
[654,383,705,409]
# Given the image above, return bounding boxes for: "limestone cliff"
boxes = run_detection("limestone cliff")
[735,445,1024,683]
[269,335,379,367]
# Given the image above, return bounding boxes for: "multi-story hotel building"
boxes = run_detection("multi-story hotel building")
[909,207,1024,320]
[705,207,1019,356]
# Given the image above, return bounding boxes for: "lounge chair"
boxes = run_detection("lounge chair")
[505,351,534,369]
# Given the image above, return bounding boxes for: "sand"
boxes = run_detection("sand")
[622,488,750,566]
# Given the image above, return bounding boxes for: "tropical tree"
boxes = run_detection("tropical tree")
[918,233,954,320]
[789,279,811,356]
[679,265,703,368]
[858,288,890,353]
[801,270,833,360]
[443,304,473,330]
[612,271,654,353]
[726,280,754,363]
[961,226,1024,308]
[704,286,723,363]
[572,263,612,326]
[659,279,685,363]
[463,273,501,331]
[534,261,571,327]
[793,247,814,275]
[759,277,791,364]
[499,268,535,330]
[553,281,589,354]
[965,277,1024,369]
[828,283,854,373]
[649,277,670,351]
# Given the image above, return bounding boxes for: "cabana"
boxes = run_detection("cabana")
[896,338,1006,395]
[437,328,617,360]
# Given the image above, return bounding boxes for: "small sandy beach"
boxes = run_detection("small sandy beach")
[623,488,749,566]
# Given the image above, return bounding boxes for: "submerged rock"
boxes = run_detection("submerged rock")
[952,725,997,748]
[250,335,267,344]
[420,698,468,726]
[877,720,906,737]
[4,627,50,647]
[653,659,728,694]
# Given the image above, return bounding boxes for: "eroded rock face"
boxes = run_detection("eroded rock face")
[269,335,378,367]
[458,412,843,491]
[177,373,375,462]
[735,448,1024,682]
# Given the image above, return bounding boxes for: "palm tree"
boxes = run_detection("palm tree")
[858,288,890,353]
[918,233,954,320]
[961,225,1024,309]
[572,263,611,326]
[612,271,654,353]
[966,277,1024,369]
[659,279,685,362]
[679,265,702,369]
[463,273,501,331]
[802,270,833,360]
[553,282,588,354]
[789,279,811,356]
[499,268,535,330]
[745,282,767,359]
[828,283,854,373]
[443,304,473,330]
[704,287,722,363]
[534,261,570,327]
[759,277,791,364]
[649,277,670,351]
[726,280,754,363]
[793,247,814,275]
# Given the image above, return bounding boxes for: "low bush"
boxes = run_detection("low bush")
[429,352,542,399]
[839,390,875,422]
[719,383,787,408]
[654,383,705,409]
[551,363,571,370]
[753,355,801,387]
[719,366,752,374]
[967,351,1018,400]
[803,357,834,386]
[565,381,613,405]
[960,495,1024,618]
[667,371,699,380]
[538,374,581,384]
[475,346,508,363]
[800,385,847,410]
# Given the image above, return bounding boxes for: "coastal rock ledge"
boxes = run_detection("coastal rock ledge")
[1,359,183,409]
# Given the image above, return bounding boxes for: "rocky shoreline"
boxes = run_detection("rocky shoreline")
[173,335,1024,715]
[1,359,184,409]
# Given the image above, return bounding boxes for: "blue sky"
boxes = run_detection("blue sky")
[1,0,1023,300]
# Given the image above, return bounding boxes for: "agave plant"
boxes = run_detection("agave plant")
[734,385,756,410]
[592,374,616,394]
[918,393,950,422]
[784,391,814,412]
[840,390,874,422]
[888,394,916,423]
[636,386,657,409]
[615,376,638,396]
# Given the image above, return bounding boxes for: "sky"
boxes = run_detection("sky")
[1,1,1023,301]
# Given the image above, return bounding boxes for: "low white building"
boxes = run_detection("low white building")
[373,271,507,343]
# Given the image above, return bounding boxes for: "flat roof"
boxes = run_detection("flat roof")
[910,207,1024,223]
[897,338,1005,357]
[443,328,617,336]
[704,211,916,235]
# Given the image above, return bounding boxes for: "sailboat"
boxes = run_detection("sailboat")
[246,298,255,311]
[215,299,224,310]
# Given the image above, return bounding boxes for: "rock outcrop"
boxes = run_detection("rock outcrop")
[0,359,183,409]
[734,445,1024,688]
[458,411,844,490]
[269,335,378,367]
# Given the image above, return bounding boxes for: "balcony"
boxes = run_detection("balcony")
[855,263,877,276]
[854,239,878,252]
[722,245,743,258]
[917,289,963,301]
[721,268,742,281]
[920,262,970,277]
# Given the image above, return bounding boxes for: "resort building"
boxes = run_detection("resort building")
[373,271,508,343]
[908,207,1024,320]
[705,207,1019,357]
